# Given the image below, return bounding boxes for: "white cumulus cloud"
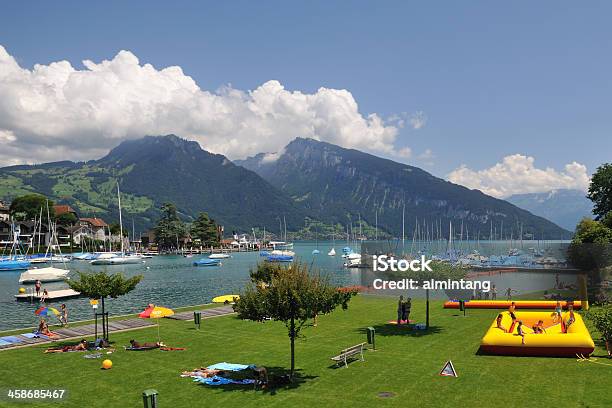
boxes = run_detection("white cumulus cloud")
[0,45,405,166]
[447,154,590,198]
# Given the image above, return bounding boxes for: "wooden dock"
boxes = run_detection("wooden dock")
[0,305,236,351]
[14,289,82,302]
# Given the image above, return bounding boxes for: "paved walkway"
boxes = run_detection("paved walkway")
[0,305,236,351]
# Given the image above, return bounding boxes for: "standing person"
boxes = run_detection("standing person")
[516,321,526,345]
[555,273,560,289]
[506,287,513,300]
[496,314,507,332]
[491,284,497,300]
[404,297,411,323]
[564,303,576,333]
[35,280,41,297]
[59,304,68,326]
[397,295,404,325]
[508,302,518,333]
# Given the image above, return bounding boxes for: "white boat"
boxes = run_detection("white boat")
[328,248,336,256]
[19,267,70,284]
[209,253,231,259]
[271,249,295,257]
[91,184,144,266]
[91,253,143,265]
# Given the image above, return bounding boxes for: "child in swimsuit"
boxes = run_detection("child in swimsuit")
[516,321,526,344]
[532,320,546,334]
[496,314,507,332]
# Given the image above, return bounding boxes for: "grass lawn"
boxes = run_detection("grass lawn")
[0,295,610,408]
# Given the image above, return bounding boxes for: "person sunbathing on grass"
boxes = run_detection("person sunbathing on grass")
[181,367,223,378]
[496,314,507,332]
[44,339,89,353]
[129,339,165,349]
[532,320,546,334]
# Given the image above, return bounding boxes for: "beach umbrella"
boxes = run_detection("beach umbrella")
[138,306,174,342]
[212,294,240,304]
[34,306,60,318]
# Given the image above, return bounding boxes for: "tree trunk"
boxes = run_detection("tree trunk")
[290,316,295,380]
[606,339,611,358]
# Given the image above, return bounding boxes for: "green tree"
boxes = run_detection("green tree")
[587,306,612,358]
[68,271,143,340]
[9,194,54,221]
[153,203,186,250]
[588,163,612,220]
[55,212,78,226]
[234,262,358,380]
[191,212,219,246]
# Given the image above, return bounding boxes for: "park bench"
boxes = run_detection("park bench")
[330,342,366,368]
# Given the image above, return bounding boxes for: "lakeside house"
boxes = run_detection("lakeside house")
[0,200,9,222]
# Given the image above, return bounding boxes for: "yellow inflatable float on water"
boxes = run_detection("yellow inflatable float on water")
[480,311,594,357]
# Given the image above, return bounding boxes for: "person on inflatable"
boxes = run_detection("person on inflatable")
[552,301,563,324]
[563,303,576,333]
[508,302,518,333]
[532,320,546,334]
[496,314,507,332]
[516,320,526,344]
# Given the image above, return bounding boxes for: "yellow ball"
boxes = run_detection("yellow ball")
[18,287,26,294]
[102,359,113,370]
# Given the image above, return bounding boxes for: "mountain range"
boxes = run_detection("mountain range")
[0,135,571,239]
[506,189,593,231]
[236,138,571,239]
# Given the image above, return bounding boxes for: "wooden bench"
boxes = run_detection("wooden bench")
[330,342,366,368]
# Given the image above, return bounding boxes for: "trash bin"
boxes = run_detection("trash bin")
[194,312,201,329]
[366,326,376,350]
[142,389,158,408]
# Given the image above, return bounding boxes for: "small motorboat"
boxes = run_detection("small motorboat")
[193,258,221,267]
[328,248,336,256]
[209,253,231,259]
[266,254,293,263]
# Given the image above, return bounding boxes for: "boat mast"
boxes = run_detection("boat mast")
[117,182,124,255]
[375,207,378,241]
[401,204,405,245]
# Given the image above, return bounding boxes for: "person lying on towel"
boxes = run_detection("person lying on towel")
[181,367,223,378]
[44,339,89,353]
[129,339,165,349]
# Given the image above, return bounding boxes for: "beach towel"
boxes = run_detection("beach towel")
[206,362,253,371]
[0,339,11,347]
[160,347,185,351]
[194,375,255,386]
[21,333,40,339]
[0,336,22,344]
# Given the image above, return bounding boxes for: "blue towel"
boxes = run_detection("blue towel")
[0,339,11,346]
[0,336,22,344]
[21,333,39,339]
[206,362,253,371]
[194,375,255,386]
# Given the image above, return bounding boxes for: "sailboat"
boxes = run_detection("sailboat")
[0,224,30,271]
[91,183,143,265]
[21,209,70,283]
[328,232,336,256]
[312,224,320,254]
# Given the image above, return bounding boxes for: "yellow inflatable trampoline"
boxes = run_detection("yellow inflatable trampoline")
[480,311,595,357]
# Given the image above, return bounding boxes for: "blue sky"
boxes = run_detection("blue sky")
[0,1,610,196]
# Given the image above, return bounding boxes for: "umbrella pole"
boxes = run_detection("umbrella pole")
[157,319,160,344]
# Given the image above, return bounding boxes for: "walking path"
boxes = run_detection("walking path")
[0,305,236,352]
